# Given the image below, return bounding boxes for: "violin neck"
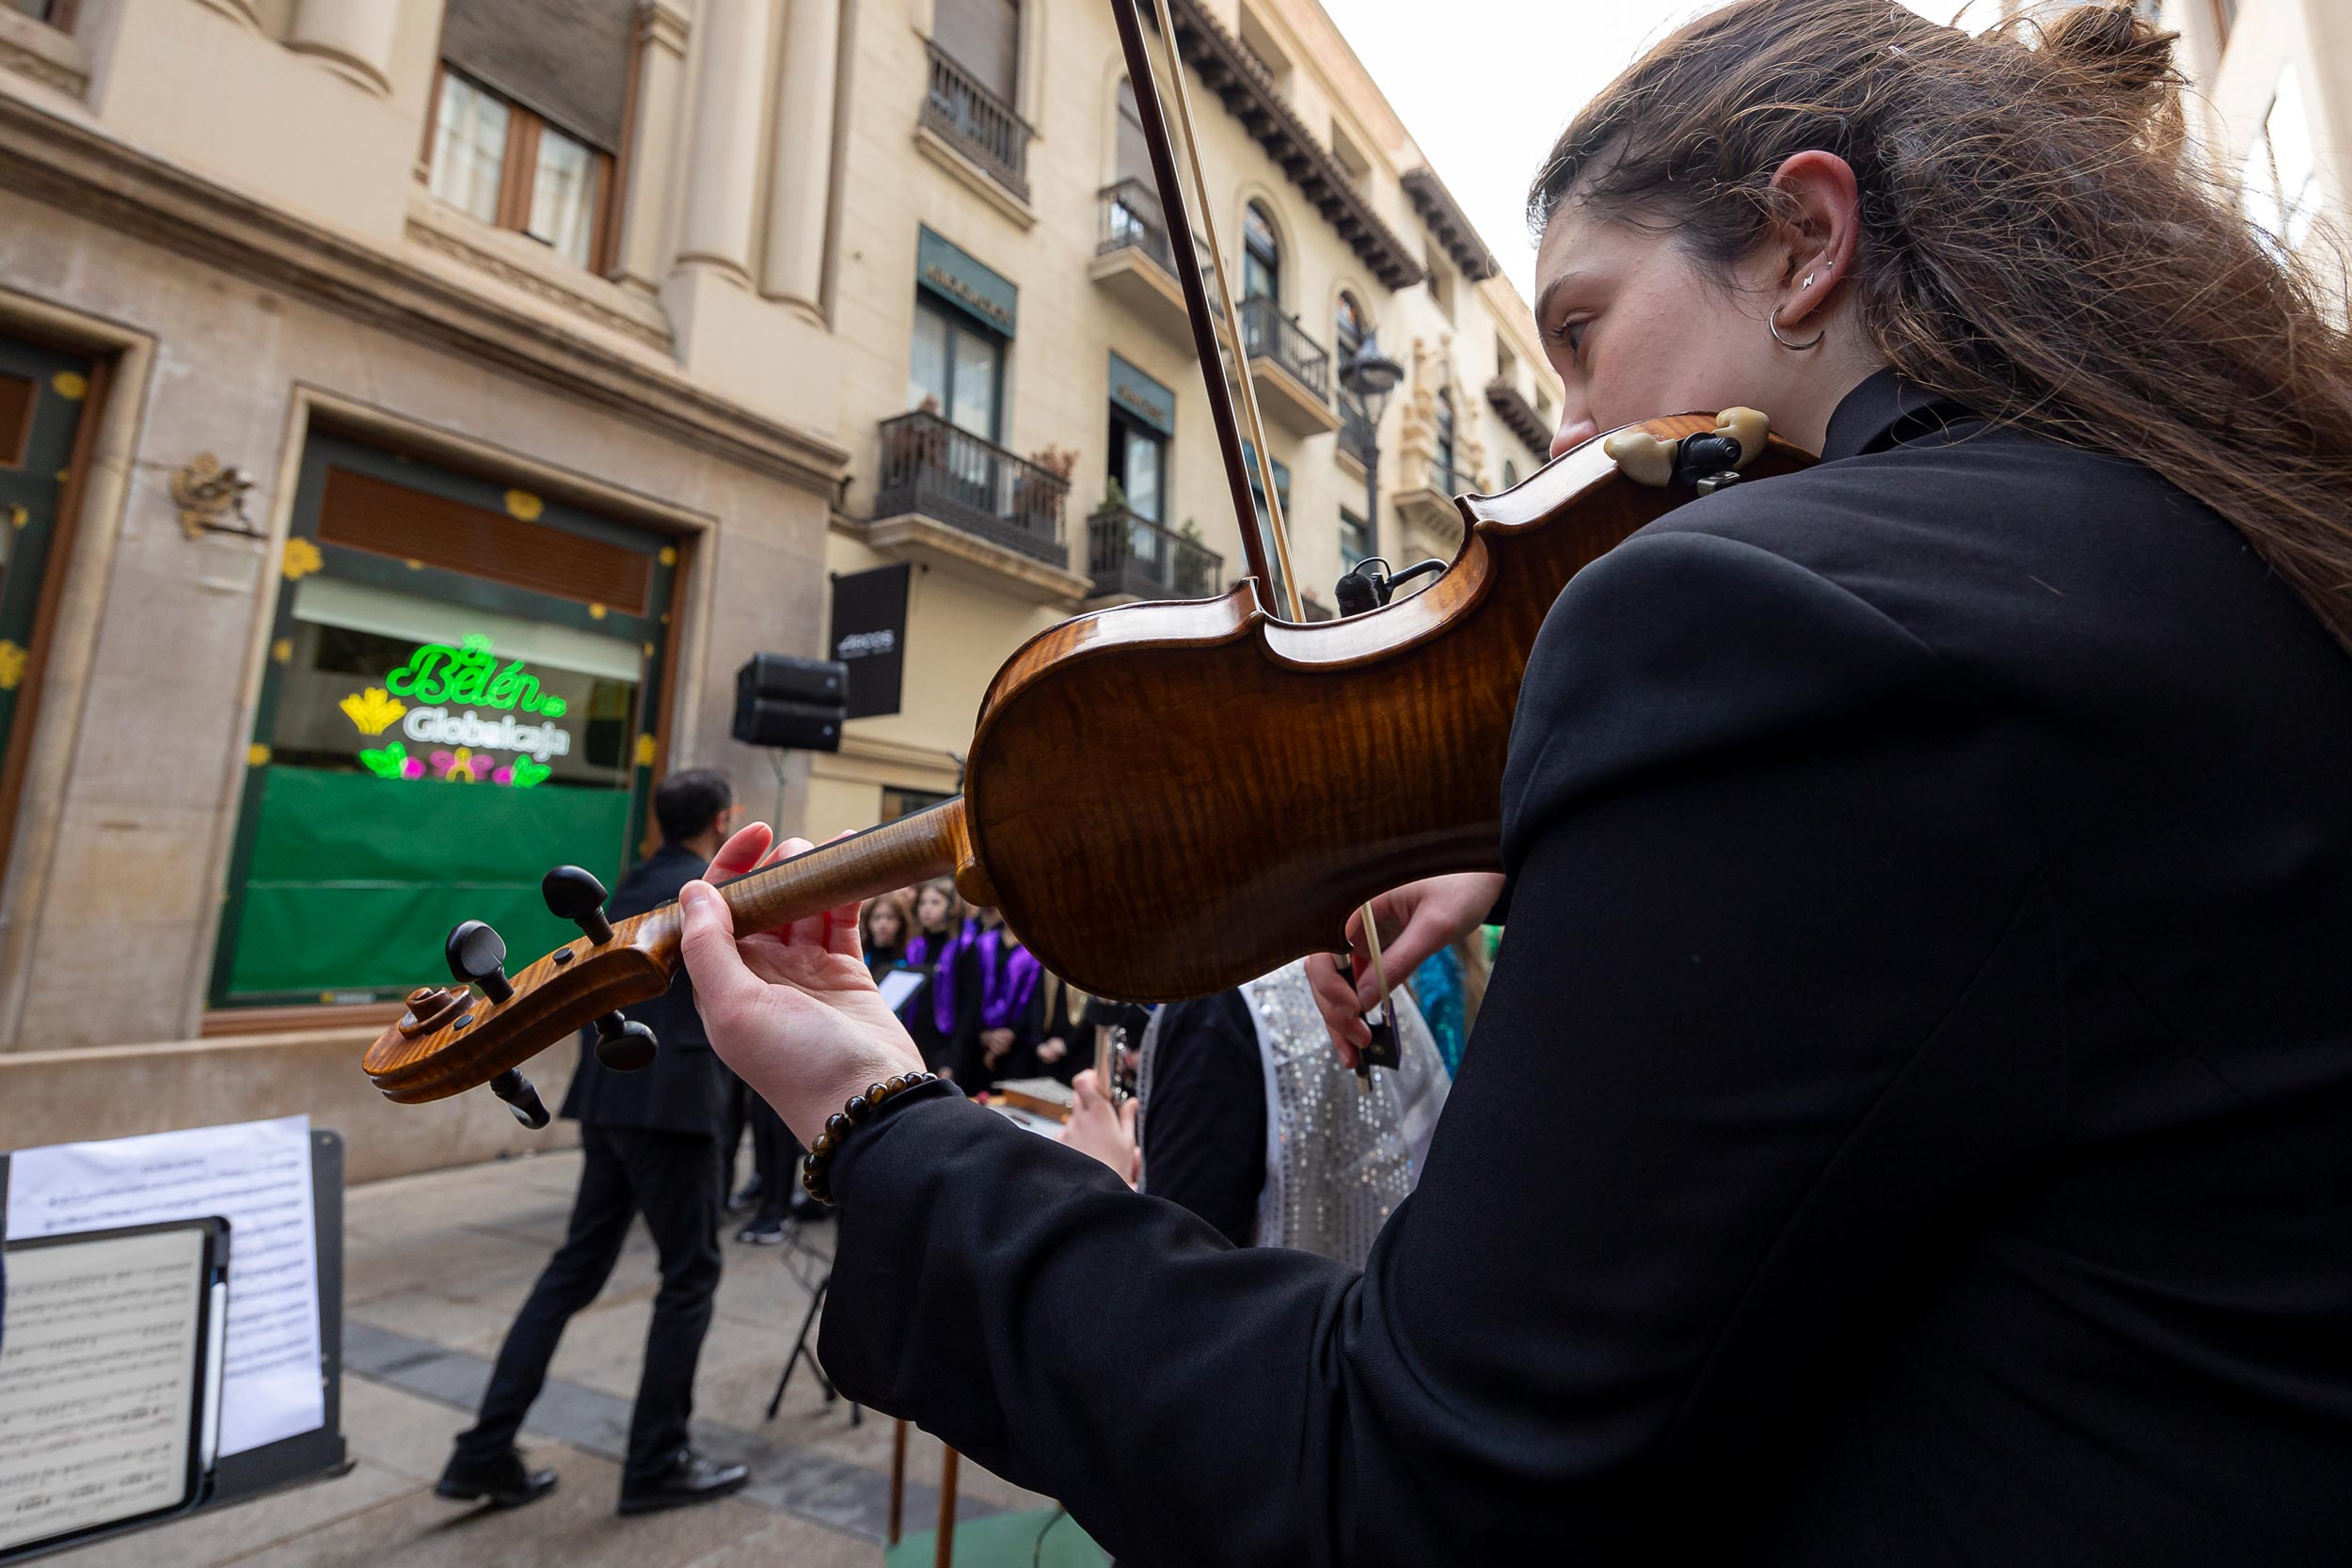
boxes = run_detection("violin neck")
[715,800,964,934]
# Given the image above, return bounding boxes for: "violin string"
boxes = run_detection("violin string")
[1141,0,1303,622]
[1138,0,1394,1057]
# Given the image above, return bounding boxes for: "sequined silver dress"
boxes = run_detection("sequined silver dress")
[1136,960,1449,1268]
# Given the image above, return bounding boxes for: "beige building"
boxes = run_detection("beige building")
[802,0,1559,833]
[2157,0,2349,254]
[0,0,1552,1178]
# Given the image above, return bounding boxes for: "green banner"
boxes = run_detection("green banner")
[224,767,631,999]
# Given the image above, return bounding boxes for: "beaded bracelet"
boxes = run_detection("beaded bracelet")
[800,1071,939,1204]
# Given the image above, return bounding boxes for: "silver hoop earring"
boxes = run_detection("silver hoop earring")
[1769,305,1826,351]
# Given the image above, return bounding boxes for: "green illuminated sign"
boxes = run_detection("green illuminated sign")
[340,632,580,788]
[385,633,568,718]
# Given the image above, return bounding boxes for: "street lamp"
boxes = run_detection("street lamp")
[1339,332,1404,593]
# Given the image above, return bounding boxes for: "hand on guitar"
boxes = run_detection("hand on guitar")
[1057,1069,1137,1186]
[1304,872,1504,1068]
[678,823,926,1148]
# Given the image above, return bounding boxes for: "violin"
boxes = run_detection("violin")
[361,0,1814,1120]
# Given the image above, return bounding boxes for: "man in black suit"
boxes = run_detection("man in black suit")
[437,768,751,1515]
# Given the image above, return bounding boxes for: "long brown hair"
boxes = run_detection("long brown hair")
[1528,0,2352,652]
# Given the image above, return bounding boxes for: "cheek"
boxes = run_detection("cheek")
[1589,277,1767,427]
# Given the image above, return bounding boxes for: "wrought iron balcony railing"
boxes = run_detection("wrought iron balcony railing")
[921,42,1031,200]
[876,411,1069,566]
[1338,395,1378,469]
[1238,295,1330,403]
[1087,505,1223,599]
[1099,180,1176,272]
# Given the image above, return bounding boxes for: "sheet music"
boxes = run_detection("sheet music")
[876,967,926,1012]
[0,1227,204,1551]
[5,1117,322,1456]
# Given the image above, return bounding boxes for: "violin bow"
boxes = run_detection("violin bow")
[1108,0,1403,1080]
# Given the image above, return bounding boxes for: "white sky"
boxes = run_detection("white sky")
[1318,0,1719,304]
[1319,0,1975,306]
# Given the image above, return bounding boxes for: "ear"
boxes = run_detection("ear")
[1765,150,1863,328]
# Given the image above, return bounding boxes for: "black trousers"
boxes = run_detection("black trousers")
[455,1125,722,1481]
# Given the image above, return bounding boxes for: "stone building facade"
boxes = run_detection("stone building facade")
[2157,0,2348,254]
[0,0,1553,1179]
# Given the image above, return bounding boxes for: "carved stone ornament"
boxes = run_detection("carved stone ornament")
[170,453,261,539]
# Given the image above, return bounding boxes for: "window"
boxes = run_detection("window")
[1109,406,1168,523]
[1243,202,1281,303]
[426,69,613,269]
[10,0,75,26]
[1340,508,1370,570]
[910,294,1006,441]
[1116,77,1152,186]
[212,435,679,1008]
[1330,122,1370,190]
[935,0,1020,102]
[1236,5,1292,90]
[1425,247,1454,318]
[1502,459,1518,487]
[1435,388,1457,483]
[1497,343,1517,385]
[1336,292,1367,366]
[2244,69,2321,253]
[2209,0,2237,46]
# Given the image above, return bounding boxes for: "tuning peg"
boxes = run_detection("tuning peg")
[488,1069,550,1129]
[541,865,614,944]
[594,1011,658,1073]
[445,920,514,1004]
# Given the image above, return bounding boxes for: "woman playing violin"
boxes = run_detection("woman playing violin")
[670,3,2352,1561]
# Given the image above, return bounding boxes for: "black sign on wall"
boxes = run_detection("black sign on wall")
[830,562,911,719]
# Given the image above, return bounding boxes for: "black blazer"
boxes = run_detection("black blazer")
[560,842,726,1137]
[813,373,2352,1565]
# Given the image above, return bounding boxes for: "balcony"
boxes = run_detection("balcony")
[918,43,1033,211]
[1087,505,1225,603]
[1090,181,1212,351]
[867,413,1092,604]
[1337,395,1378,474]
[1238,295,1338,438]
[1394,456,1476,559]
[1485,376,1552,453]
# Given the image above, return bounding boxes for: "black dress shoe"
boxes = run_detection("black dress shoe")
[436,1448,558,1509]
[617,1449,750,1515]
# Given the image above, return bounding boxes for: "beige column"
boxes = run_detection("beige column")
[674,0,778,283]
[286,0,401,95]
[760,0,842,317]
[619,2,694,296]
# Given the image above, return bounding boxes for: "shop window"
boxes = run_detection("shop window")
[910,293,1006,442]
[1243,202,1281,303]
[0,335,98,891]
[426,67,613,269]
[934,0,1020,102]
[211,435,680,1009]
[882,785,955,822]
[1109,405,1167,522]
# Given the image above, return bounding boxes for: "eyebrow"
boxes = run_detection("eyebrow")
[1534,273,1581,328]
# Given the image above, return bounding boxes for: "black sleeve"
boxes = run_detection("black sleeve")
[818,531,2059,1566]
[1138,993,1266,1246]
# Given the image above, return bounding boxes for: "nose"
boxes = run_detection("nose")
[1550,413,1599,459]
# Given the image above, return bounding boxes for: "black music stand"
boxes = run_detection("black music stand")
[762,1215,860,1425]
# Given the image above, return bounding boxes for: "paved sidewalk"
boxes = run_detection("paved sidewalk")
[49,1147,1056,1568]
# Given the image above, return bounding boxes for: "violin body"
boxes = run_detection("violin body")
[362,416,1810,1103]
[962,414,1812,998]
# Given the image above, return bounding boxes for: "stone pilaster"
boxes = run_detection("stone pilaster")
[286,0,400,95]
[759,0,840,319]
[672,0,776,284]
